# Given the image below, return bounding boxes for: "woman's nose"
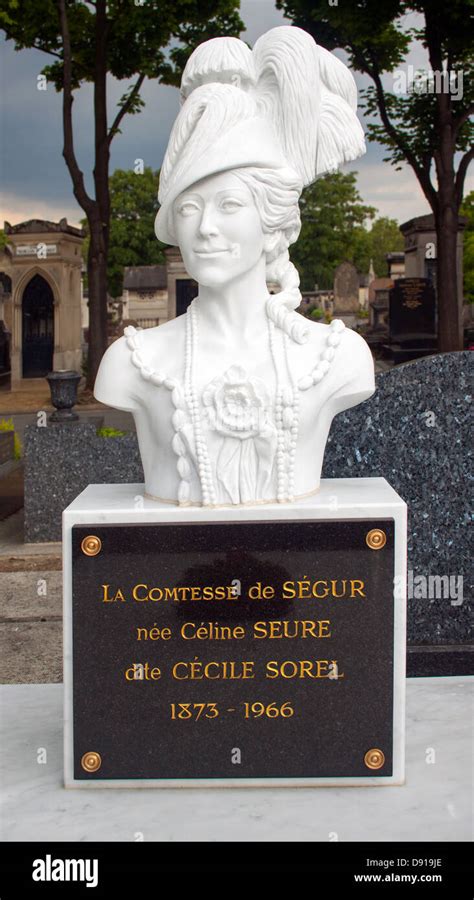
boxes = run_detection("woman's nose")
[197,202,219,237]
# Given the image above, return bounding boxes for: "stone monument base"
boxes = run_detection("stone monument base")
[63,478,406,788]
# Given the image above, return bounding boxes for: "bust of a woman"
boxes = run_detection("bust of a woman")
[94,26,374,507]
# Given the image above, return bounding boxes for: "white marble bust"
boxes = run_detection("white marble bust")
[94,26,375,507]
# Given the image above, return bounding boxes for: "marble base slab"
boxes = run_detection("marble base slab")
[0,678,472,842]
[63,478,406,790]
[62,478,407,787]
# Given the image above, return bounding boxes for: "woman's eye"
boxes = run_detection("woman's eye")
[177,202,200,216]
[220,199,243,211]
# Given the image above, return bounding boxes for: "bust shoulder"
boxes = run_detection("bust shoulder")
[94,318,187,409]
[93,334,137,410]
[292,317,374,405]
[325,321,375,410]
[139,317,188,380]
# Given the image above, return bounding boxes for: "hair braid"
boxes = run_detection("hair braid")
[233,166,309,344]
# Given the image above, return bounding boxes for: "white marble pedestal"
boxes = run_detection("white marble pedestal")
[63,478,407,788]
[1,678,472,841]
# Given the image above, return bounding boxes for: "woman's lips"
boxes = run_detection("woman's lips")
[194,248,229,256]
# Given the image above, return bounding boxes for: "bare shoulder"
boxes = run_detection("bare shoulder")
[139,316,186,344]
[302,318,374,405]
[333,324,375,405]
[138,317,187,374]
[93,334,136,410]
[340,322,374,361]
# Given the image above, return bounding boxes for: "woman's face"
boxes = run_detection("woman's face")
[172,171,266,286]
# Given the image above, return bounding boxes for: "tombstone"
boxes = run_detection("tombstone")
[388,277,437,363]
[333,261,360,325]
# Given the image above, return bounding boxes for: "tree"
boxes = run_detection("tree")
[81,167,165,299]
[291,171,376,290]
[0,0,243,388]
[277,0,474,352]
[352,216,405,277]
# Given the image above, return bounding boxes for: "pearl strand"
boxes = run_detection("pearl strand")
[298,318,345,390]
[124,325,192,506]
[268,318,291,503]
[282,332,299,502]
[186,302,217,506]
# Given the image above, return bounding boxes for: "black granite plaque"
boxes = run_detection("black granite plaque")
[389,277,436,340]
[71,518,395,781]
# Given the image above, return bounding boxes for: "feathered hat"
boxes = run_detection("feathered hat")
[155,26,365,245]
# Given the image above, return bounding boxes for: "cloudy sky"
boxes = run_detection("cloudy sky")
[0,0,472,231]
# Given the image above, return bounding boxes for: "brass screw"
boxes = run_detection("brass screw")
[366,528,387,550]
[81,535,102,556]
[364,748,385,770]
[81,751,102,773]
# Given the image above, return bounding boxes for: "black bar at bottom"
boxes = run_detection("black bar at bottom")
[0,841,472,897]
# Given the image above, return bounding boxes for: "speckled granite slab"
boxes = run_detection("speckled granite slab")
[24,352,471,648]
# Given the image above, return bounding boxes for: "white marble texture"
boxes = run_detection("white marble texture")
[0,678,471,842]
[62,478,407,788]
[95,28,371,508]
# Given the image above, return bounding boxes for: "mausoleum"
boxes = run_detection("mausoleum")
[0,218,84,389]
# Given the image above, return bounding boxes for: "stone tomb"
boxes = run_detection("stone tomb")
[63,478,406,787]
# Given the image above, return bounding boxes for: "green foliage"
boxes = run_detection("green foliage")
[463,235,474,303]
[81,167,166,297]
[0,0,245,381]
[0,229,7,251]
[301,304,323,320]
[0,417,22,459]
[460,191,474,303]
[96,426,126,438]
[291,173,403,289]
[278,1,473,179]
[0,1,244,92]
[290,172,376,290]
[352,216,404,277]
[460,192,474,232]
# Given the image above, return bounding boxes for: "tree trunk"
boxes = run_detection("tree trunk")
[86,0,110,391]
[434,101,463,353]
[424,9,463,354]
[435,198,462,353]
[86,220,109,390]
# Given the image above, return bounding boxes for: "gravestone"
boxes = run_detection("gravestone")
[388,277,437,363]
[333,261,360,325]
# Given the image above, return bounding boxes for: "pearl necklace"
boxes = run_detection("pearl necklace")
[125,307,345,507]
[184,302,217,507]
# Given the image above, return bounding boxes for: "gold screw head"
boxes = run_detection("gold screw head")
[81,535,102,556]
[364,748,385,770]
[366,528,387,550]
[81,751,102,772]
